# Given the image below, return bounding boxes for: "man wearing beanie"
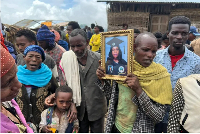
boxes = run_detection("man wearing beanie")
[37,25,66,86]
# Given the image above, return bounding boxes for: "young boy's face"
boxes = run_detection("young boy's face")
[55,92,73,112]
[94,27,99,33]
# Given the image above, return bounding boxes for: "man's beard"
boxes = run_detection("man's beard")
[76,47,88,59]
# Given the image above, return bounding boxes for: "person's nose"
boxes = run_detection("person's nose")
[176,33,183,39]
[63,102,67,107]
[147,51,154,59]
[12,77,22,92]
[18,46,23,51]
[74,47,79,52]
[32,56,37,61]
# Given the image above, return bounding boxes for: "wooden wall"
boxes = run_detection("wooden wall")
[107,2,200,33]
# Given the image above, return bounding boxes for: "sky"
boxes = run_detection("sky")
[1,0,108,29]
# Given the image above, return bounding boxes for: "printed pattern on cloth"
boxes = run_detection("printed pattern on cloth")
[96,80,166,133]
[167,79,184,133]
[154,46,200,90]
[16,77,58,129]
[46,44,66,86]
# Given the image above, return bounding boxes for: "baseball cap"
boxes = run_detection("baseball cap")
[190,26,200,36]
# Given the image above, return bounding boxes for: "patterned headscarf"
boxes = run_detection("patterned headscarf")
[0,45,15,78]
[51,30,60,42]
[24,45,45,61]
[36,25,55,47]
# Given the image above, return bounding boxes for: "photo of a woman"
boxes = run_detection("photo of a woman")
[105,37,127,76]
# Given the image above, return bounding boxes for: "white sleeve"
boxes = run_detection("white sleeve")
[39,110,47,133]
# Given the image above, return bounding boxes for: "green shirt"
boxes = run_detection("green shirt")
[115,84,138,133]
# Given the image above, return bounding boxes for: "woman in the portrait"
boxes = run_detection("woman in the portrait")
[106,37,127,75]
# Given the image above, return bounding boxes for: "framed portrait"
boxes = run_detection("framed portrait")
[100,30,134,81]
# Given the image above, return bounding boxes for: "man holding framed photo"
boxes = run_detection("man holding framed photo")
[96,32,172,133]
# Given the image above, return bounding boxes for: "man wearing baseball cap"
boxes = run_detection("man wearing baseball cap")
[186,26,200,45]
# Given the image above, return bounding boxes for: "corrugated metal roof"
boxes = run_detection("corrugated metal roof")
[97,0,200,3]
[13,19,69,29]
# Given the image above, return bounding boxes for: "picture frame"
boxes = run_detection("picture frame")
[100,29,134,81]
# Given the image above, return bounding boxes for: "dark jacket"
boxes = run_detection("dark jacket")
[77,50,107,121]
[16,76,58,129]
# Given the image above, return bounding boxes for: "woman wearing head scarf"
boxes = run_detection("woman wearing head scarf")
[96,33,172,133]
[0,45,33,133]
[37,25,66,86]
[16,45,58,131]
[106,37,127,76]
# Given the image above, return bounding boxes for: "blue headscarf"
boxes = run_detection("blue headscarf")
[36,25,55,47]
[17,63,52,87]
[24,45,45,61]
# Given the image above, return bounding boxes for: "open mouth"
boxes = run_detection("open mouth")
[29,64,38,69]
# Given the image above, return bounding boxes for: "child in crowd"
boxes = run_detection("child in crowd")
[39,86,79,133]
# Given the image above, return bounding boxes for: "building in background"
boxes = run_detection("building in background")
[97,0,200,33]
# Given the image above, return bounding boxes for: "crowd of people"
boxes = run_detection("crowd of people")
[1,15,200,133]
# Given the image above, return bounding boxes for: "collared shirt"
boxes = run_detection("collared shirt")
[154,46,200,90]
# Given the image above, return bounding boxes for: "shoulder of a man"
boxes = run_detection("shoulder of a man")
[16,53,25,65]
[44,54,56,69]
[88,50,101,60]
[187,48,200,60]
[154,49,167,62]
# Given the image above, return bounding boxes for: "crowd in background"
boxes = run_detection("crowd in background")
[1,15,200,133]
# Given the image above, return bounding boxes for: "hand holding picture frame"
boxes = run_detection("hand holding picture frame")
[100,30,134,81]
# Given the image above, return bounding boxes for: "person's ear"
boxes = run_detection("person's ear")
[133,43,137,52]
[167,31,169,38]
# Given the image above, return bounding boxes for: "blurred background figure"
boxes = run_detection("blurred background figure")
[60,26,67,41]
[89,25,101,52]
[154,32,163,50]
[134,29,141,43]
[190,37,200,57]
[162,33,170,49]
[122,23,128,30]
[186,26,200,45]
[91,23,95,34]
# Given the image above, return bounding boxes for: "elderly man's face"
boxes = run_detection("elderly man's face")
[69,34,88,59]
[1,65,22,102]
[134,36,158,67]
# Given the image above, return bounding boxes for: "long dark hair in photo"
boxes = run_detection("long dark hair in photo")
[107,46,123,61]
